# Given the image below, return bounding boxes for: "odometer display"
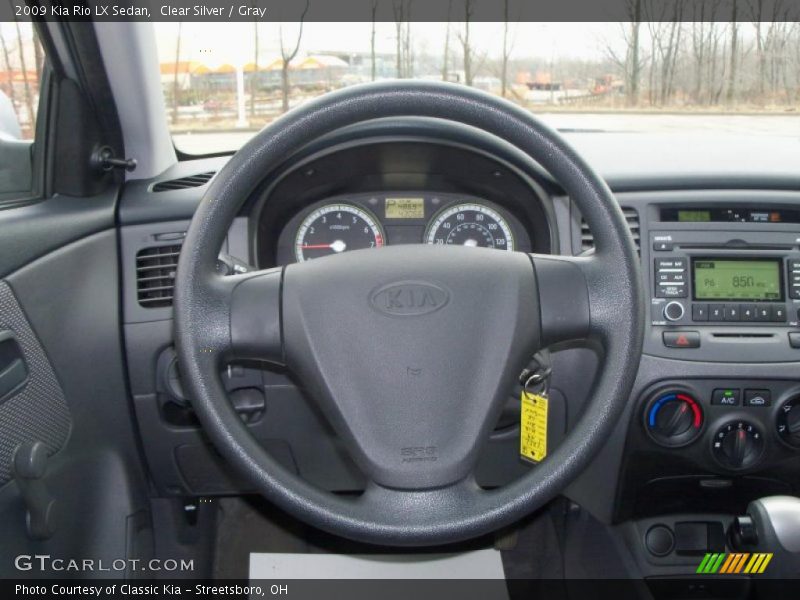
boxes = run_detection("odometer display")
[295,204,384,262]
[425,203,514,251]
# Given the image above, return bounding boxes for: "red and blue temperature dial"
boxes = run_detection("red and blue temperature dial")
[646,391,704,447]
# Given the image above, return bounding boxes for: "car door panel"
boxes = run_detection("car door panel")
[0,228,152,577]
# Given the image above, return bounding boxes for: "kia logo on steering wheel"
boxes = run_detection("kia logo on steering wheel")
[369,281,450,317]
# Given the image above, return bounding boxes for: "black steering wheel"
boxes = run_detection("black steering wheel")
[174,81,643,546]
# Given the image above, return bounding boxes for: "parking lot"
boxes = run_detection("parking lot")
[172,112,800,155]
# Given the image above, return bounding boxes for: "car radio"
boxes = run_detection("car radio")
[649,230,800,333]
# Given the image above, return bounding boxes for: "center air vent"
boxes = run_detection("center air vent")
[580,207,640,253]
[152,172,215,192]
[136,244,182,308]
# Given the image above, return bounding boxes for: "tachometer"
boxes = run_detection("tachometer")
[295,204,385,263]
[425,203,514,251]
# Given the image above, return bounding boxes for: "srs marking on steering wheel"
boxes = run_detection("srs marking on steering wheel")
[401,446,439,463]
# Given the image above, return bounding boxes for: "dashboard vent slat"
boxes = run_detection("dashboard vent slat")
[580,207,640,253]
[152,171,215,192]
[136,244,182,308]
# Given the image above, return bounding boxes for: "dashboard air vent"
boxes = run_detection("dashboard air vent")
[136,244,182,308]
[581,207,640,253]
[152,171,215,192]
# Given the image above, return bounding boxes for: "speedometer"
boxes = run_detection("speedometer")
[295,204,385,263]
[425,203,514,251]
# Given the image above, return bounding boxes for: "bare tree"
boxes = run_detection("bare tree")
[603,0,644,106]
[403,6,413,77]
[370,0,378,81]
[706,22,726,104]
[647,1,685,105]
[442,0,452,80]
[13,15,35,131]
[171,22,182,125]
[500,0,516,97]
[279,0,310,113]
[459,0,475,86]
[726,0,739,105]
[250,20,259,119]
[0,28,17,112]
[751,0,768,99]
[689,1,725,105]
[626,0,643,106]
[750,0,793,102]
[392,0,413,78]
[392,0,404,77]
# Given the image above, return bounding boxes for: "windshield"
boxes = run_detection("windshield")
[153,21,800,155]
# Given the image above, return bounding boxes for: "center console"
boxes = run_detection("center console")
[609,197,800,586]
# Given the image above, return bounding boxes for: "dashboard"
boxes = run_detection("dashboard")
[117,119,800,578]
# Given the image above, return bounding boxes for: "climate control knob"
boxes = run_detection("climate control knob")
[645,391,704,447]
[777,396,800,449]
[712,420,764,470]
[663,301,685,322]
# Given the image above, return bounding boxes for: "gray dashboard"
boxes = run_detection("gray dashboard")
[117,121,800,562]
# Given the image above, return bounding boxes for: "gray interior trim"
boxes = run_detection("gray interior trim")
[93,23,177,180]
[0,190,117,279]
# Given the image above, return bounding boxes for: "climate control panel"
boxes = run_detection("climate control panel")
[640,380,800,473]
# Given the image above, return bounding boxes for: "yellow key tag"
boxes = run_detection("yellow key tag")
[520,391,548,463]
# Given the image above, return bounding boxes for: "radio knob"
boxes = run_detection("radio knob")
[664,301,685,321]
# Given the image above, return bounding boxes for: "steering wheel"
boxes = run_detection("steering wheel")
[174,81,643,546]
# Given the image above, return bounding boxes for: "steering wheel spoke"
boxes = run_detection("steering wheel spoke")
[227,267,284,365]
[530,254,593,347]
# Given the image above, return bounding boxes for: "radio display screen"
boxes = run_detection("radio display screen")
[692,258,783,302]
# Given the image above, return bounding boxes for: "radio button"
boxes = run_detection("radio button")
[657,285,687,299]
[740,305,756,321]
[755,306,771,321]
[724,305,741,321]
[656,258,686,269]
[653,241,674,251]
[692,304,708,321]
[771,305,787,322]
[709,305,725,321]
[658,272,686,284]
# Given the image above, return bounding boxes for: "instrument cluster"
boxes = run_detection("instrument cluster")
[275,192,532,265]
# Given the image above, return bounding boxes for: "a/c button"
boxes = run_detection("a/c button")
[663,331,700,348]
